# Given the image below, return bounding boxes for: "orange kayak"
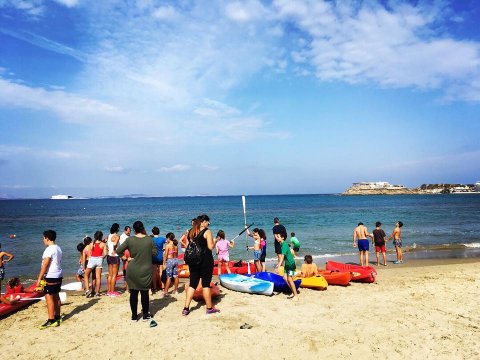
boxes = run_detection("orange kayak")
[325,261,377,283]
[185,282,221,302]
[0,284,43,318]
[317,270,352,286]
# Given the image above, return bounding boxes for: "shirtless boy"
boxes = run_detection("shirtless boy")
[388,221,404,264]
[352,222,373,266]
[0,243,14,291]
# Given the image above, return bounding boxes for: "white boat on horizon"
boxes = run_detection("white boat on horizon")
[51,194,73,200]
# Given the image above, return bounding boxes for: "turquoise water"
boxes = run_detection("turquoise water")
[1,194,479,278]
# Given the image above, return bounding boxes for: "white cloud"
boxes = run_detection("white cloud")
[158,164,191,173]
[52,0,79,7]
[225,0,268,23]
[1,0,44,17]
[104,166,130,174]
[273,0,480,101]
[0,77,126,125]
[0,28,88,62]
[152,5,181,21]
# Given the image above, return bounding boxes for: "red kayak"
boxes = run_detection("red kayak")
[213,261,256,275]
[185,282,221,302]
[317,270,352,286]
[0,284,43,318]
[325,261,377,283]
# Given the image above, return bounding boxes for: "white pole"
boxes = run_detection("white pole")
[242,195,250,274]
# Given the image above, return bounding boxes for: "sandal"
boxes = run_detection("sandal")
[240,323,252,329]
[182,308,190,316]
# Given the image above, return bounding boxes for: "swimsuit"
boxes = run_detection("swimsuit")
[393,239,402,248]
[357,239,369,251]
[0,265,4,280]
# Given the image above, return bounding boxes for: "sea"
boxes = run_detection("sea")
[1,194,480,280]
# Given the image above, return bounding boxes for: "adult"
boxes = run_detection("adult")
[84,231,106,297]
[151,226,166,294]
[107,223,121,297]
[353,222,373,266]
[116,221,157,322]
[388,221,404,264]
[182,214,220,316]
[272,217,287,264]
[372,221,387,266]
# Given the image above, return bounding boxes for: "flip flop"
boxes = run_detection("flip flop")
[240,323,252,329]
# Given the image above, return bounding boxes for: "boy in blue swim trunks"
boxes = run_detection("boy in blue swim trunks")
[353,222,373,266]
[275,229,298,301]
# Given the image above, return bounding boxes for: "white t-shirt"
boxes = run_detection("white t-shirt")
[42,244,63,278]
[119,232,129,246]
[107,233,118,257]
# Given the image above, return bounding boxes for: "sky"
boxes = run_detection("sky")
[0,0,480,198]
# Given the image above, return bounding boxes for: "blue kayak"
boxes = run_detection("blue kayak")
[253,272,301,293]
[219,274,274,296]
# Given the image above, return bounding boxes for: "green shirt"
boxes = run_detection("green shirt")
[290,236,300,247]
[281,241,296,271]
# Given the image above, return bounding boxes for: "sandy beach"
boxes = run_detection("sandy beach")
[1,258,479,360]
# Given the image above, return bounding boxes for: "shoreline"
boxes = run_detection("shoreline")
[1,256,479,359]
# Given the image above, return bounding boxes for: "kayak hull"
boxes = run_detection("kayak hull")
[325,261,377,283]
[294,275,328,290]
[317,270,352,286]
[0,284,43,318]
[219,274,273,296]
[185,282,221,302]
[253,272,301,293]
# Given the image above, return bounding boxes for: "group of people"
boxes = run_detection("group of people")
[7,215,411,328]
[353,221,404,266]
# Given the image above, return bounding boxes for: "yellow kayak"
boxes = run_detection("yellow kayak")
[294,275,328,290]
[278,266,328,290]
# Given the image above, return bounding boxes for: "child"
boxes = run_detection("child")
[388,221,404,264]
[82,237,94,294]
[83,231,106,297]
[246,228,262,272]
[290,232,301,255]
[35,229,63,329]
[76,243,86,289]
[5,277,24,294]
[372,221,387,266]
[258,229,267,272]
[300,255,318,277]
[215,230,234,275]
[275,229,298,300]
[0,243,14,292]
[163,232,179,295]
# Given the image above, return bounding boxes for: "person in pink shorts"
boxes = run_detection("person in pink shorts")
[214,230,234,275]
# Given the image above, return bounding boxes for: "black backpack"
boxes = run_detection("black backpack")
[184,230,206,266]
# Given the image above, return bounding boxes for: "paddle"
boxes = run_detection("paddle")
[229,223,254,242]
[18,291,67,304]
[242,195,250,275]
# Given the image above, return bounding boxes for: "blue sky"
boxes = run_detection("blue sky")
[0,0,479,198]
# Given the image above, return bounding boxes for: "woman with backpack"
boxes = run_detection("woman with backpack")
[182,214,220,316]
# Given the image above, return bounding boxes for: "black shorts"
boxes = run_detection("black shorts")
[293,246,300,252]
[274,240,282,255]
[107,255,120,266]
[260,251,266,262]
[44,277,62,295]
[189,262,213,289]
[152,258,163,265]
